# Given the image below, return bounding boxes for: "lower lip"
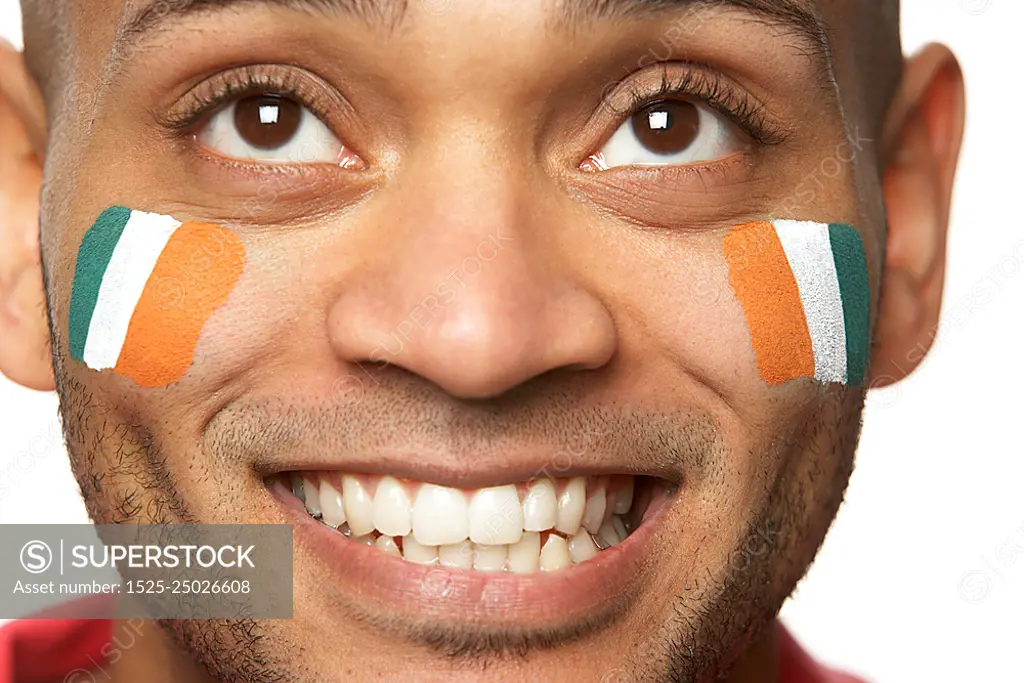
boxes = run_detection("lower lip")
[268,479,673,628]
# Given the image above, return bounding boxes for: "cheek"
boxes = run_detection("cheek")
[604,231,772,390]
[637,248,764,393]
[615,219,869,424]
[189,242,302,376]
[190,230,341,387]
[66,206,246,389]
[724,220,869,388]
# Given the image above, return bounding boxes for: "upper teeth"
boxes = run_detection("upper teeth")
[291,473,638,572]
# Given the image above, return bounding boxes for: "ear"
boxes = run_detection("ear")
[869,44,965,387]
[0,38,54,390]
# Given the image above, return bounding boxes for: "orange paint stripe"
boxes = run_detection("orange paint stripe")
[114,222,244,387]
[723,221,814,385]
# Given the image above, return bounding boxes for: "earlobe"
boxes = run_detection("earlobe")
[0,41,54,390]
[869,44,965,387]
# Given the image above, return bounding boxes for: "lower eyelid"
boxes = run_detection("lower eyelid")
[579,151,753,185]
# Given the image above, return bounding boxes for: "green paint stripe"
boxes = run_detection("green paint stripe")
[68,206,132,361]
[828,223,870,385]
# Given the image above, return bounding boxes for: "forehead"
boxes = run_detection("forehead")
[53,0,851,109]
[72,0,836,51]
[109,0,828,29]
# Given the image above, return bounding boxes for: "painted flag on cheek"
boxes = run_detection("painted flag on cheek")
[68,206,246,388]
[723,220,870,387]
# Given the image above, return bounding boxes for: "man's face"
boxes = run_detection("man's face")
[36,0,886,680]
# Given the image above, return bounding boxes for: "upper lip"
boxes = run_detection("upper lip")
[259,448,678,490]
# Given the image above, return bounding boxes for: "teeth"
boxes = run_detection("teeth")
[302,478,321,517]
[472,543,507,571]
[291,474,306,503]
[373,476,413,537]
[469,485,524,545]
[582,481,607,534]
[522,479,557,532]
[402,535,439,566]
[539,534,572,572]
[342,476,375,537]
[555,477,587,535]
[376,535,402,557]
[439,540,473,569]
[413,484,469,546]
[612,515,628,541]
[567,529,599,563]
[319,480,346,528]
[508,532,540,573]
[598,519,621,547]
[295,474,647,573]
[612,477,634,514]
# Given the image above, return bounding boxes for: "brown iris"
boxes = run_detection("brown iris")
[233,94,302,150]
[630,100,700,156]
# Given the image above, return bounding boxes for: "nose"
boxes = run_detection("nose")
[327,148,617,399]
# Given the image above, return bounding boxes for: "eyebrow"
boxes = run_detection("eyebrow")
[113,0,828,62]
[118,0,403,43]
[557,0,828,54]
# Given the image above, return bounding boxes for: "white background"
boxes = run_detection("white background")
[1,1,1021,681]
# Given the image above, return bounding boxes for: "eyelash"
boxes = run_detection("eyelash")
[162,65,334,134]
[162,63,789,154]
[620,65,789,147]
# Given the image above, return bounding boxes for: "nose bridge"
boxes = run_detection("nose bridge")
[327,117,617,399]
[370,140,543,375]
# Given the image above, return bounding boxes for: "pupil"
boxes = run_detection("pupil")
[630,101,700,156]
[234,94,302,150]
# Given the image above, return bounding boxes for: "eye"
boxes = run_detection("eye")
[196,93,359,166]
[591,99,746,169]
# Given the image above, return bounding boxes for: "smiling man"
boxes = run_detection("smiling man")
[0,0,964,681]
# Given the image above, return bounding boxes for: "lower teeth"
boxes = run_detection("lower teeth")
[315,520,631,572]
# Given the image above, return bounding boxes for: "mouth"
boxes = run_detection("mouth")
[274,471,669,573]
[265,462,679,633]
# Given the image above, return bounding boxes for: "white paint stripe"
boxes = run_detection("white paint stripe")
[82,211,181,370]
[774,220,848,384]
